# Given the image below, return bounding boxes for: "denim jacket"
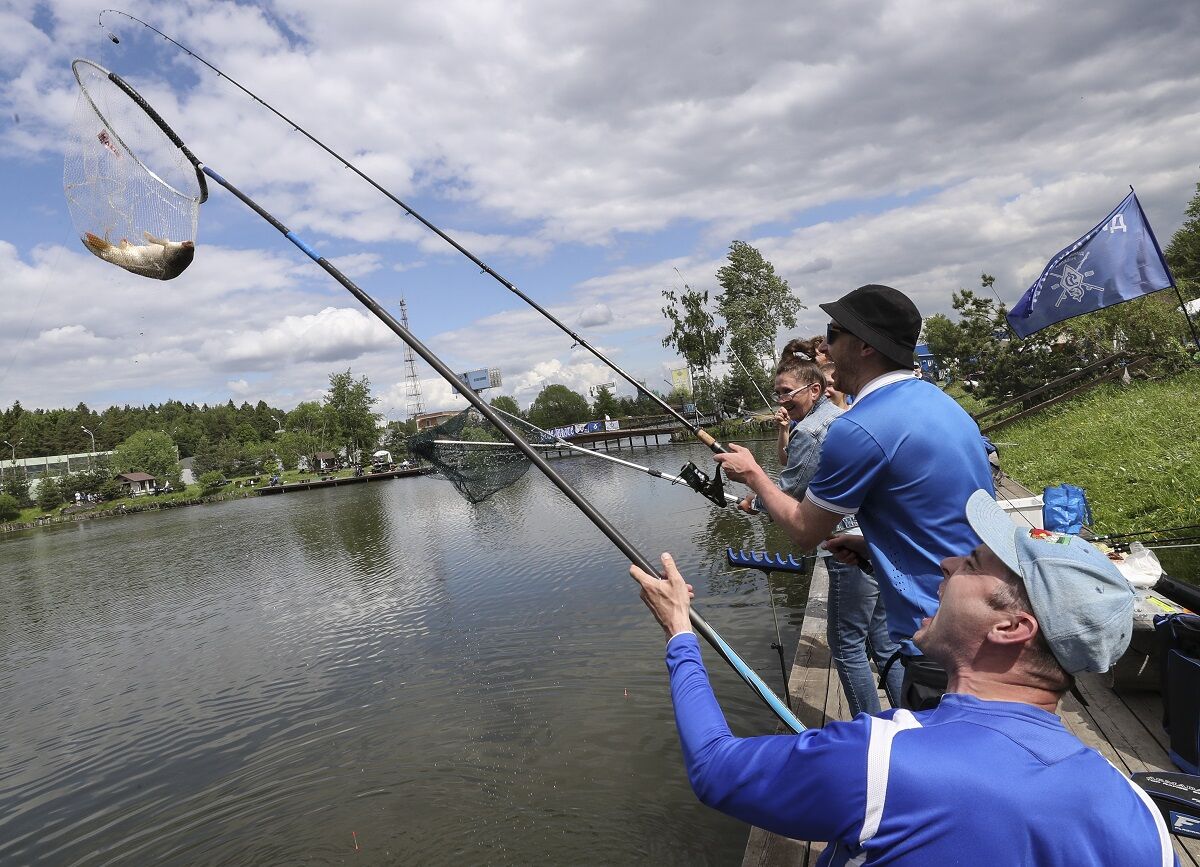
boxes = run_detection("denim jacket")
[753,394,842,513]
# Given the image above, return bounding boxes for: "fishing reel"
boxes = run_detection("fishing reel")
[678,460,728,508]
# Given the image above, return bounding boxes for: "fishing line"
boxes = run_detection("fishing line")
[65,58,804,734]
[97,10,735,464]
[485,404,741,505]
[729,350,774,412]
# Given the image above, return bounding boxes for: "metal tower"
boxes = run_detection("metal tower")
[399,297,425,420]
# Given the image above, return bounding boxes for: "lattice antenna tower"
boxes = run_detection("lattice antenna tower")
[398,297,425,420]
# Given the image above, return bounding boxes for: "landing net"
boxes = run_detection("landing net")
[408,408,555,504]
[64,59,203,278]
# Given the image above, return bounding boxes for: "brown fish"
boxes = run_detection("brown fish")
[81,231,195,280]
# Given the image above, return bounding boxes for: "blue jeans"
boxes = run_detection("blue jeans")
[826,557,904,716]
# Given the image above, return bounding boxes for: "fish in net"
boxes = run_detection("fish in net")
[407,408,559,504]
[63,59,204,280]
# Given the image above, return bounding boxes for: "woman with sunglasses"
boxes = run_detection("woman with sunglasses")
[741,341,903,715]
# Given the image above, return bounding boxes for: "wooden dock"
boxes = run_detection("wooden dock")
[741,559,1200,866]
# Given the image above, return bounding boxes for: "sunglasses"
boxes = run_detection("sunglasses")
[773,382,820,403]
[826,323,848,344]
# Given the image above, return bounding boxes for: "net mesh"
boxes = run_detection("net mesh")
[408,408,553,504]
[64,59,202,280]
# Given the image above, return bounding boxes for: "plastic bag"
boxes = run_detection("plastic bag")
[1042,483,1093,534]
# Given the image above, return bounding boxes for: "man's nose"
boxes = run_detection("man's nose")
[940,555,964,580]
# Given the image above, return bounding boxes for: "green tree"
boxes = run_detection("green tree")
[37,476,62,511]
[1166,179,1200,303]
[382,421,414,458]
[489,395,522,419]
[1,466,31,507]
[590,385,620,419]
[113,429,182,487]
[528,384,591,429]
[661,281,725,411]
[921,313,962,371]
[198,470,226,493]
[714,241,803,406]
[0,492,19,521]
[324,369,380,462]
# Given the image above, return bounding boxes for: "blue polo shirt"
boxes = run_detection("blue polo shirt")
[665,633,1176,866]
[806,375,994,647]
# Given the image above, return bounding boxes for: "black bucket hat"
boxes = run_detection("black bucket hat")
[819,284,921,367]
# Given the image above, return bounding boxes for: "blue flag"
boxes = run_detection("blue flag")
[1007,191,1174,338]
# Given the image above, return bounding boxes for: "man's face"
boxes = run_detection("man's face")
[913,544,1012,665]
[817,321,859,393]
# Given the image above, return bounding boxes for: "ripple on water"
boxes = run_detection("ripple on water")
[0,443,802,864]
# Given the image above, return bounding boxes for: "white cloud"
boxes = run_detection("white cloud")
[1,0,1199,415]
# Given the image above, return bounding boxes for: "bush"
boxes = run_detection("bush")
[198,470,226,493]
[1,467,31,507]
[0,493,20,521]
[36,476,63,512]
[99,478,122,501]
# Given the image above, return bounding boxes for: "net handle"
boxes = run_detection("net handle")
[72,60,803,733]
[72,59,208,205]
[94,14,726,452]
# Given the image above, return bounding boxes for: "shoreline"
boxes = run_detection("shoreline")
[0,466,433,534]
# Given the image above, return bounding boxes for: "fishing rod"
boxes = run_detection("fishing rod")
[98,10,732,507]
[68,58,803,734]
[477,404,741,506]
[1093,522,1200,543]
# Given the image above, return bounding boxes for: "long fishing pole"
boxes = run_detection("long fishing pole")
[483,404,741,504]
[76,60,803,734]
[98,9,733,461]
[1093,522,1200,543]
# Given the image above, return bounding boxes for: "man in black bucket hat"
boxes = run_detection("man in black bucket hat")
[819,283,923,369]
[717,284,994,710]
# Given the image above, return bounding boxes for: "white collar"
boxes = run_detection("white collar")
[851,370,916,403]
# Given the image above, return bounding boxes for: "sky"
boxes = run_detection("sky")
[2,0,1198,422]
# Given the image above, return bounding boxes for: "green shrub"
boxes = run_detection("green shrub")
[198,470,225,493]
[0,493,20,521]
[36,477,63,512]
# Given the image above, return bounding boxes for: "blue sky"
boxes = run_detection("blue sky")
[2,0,1199,418]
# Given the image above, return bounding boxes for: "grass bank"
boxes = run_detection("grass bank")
[987,369,1200,535]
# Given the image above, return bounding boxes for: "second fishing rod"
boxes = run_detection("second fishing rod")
[99,9,733,508]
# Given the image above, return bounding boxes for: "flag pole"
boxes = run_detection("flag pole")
[1138,186,1200,353]
[1172,284,1200,351]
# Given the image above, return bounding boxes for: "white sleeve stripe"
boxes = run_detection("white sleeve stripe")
[859,710,923,845]
[805,490,858,517]
[1109,761,1174,867]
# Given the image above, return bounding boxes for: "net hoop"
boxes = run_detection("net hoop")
[70,59,208,204]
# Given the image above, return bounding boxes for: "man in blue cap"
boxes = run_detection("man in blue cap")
[631,491,1176,866]
[716,284,994,709]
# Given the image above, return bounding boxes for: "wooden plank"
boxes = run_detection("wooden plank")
[789,561,835,730]
[743,562,835,867]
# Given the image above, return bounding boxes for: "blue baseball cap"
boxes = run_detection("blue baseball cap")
[965,489,1135,675]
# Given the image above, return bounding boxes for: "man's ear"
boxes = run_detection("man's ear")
[988,610,1038,647]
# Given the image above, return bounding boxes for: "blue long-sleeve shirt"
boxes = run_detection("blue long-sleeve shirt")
[665,633,1176,866]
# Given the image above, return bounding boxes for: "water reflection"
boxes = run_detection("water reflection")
[0,441,804,865]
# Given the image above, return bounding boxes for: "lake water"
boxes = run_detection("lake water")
[0,441,806,865]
